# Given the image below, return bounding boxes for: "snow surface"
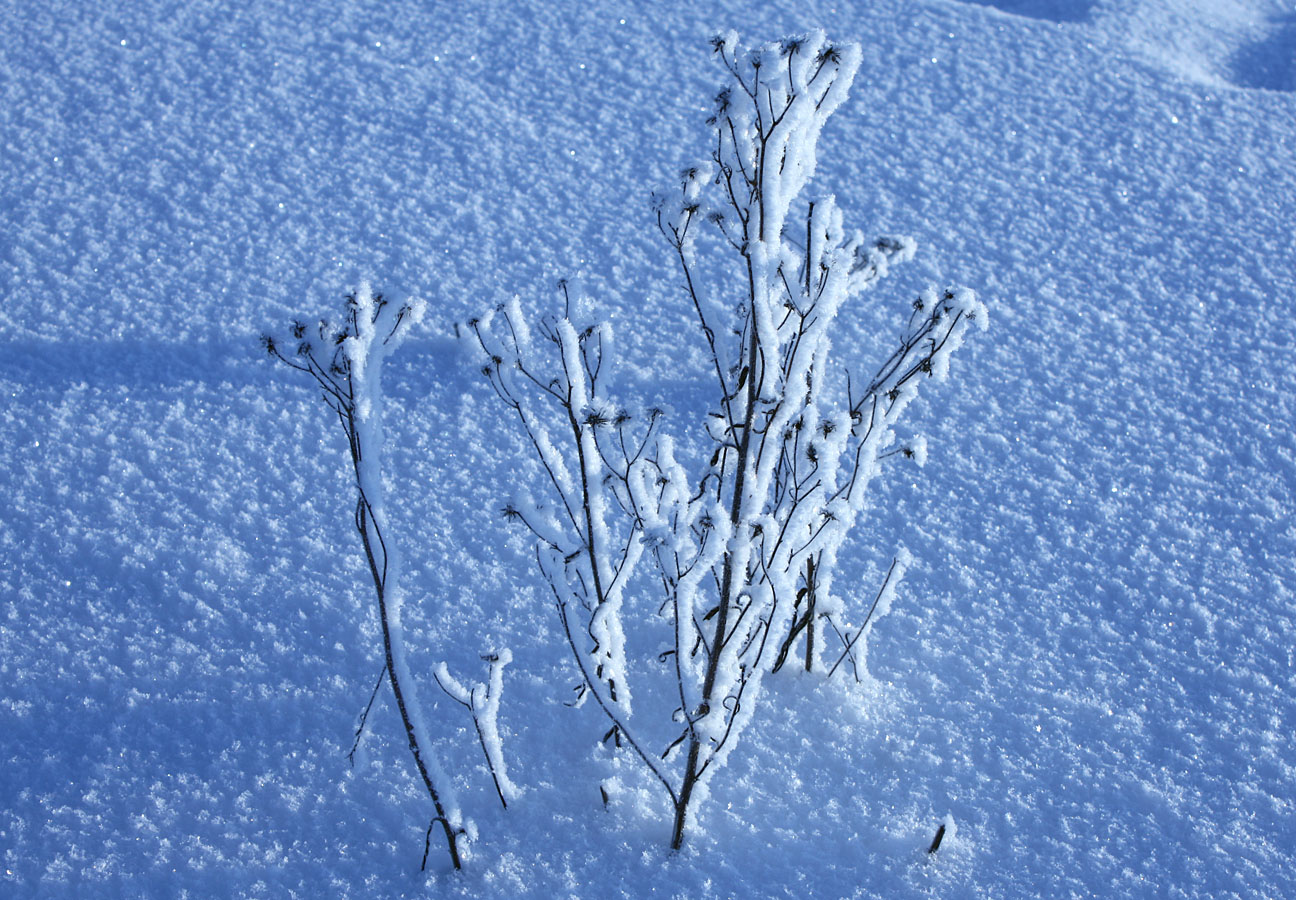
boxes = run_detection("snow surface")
[2,0,1294,897]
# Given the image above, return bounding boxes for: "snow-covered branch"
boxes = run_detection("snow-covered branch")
[434,651,521,810]
[265,286,468,871]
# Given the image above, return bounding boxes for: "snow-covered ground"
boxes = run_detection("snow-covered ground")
[2,0,1293,897]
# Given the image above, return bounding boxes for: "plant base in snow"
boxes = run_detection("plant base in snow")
[927,822,947,855]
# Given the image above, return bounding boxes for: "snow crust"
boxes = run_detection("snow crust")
[1,1,1293,898]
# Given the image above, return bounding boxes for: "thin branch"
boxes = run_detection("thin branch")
[827,557,899,679]
[553,583,679,807]
[348,665,389,766]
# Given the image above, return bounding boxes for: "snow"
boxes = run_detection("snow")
[2,0,1294,897]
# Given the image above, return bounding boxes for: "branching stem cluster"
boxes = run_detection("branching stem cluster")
[474,31,985,850]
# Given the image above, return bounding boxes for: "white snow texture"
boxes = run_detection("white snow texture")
[1,1,1293,898]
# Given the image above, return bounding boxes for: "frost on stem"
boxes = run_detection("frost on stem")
[264,286,468,871]
[434,650,522,809]
[472,287,644,724]
[474,30,986,852]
